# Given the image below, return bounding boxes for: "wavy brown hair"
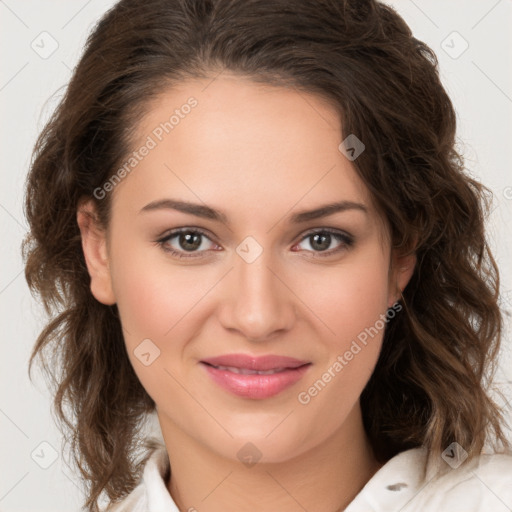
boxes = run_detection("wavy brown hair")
[23,0,511,510]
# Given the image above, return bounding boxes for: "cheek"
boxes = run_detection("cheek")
[292,249,389,390]
[112,262,177,340]
[108,230,204,340]
[290,257,389,442]
[293,250,391,345]
[108,244,208,403]
[109,240,222,372]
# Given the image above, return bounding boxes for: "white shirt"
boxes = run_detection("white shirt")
[108,441,512,511]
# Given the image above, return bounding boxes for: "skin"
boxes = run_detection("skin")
[77,73,415,512]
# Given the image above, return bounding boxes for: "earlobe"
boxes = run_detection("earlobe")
[388,251,416,307]
[76,199,116,305]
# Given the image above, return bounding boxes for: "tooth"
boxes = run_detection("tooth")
[213,365,286,375]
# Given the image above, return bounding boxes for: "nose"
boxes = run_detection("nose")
[217,250,296,342]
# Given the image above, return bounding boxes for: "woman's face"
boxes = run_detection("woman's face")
[81,74,413,463]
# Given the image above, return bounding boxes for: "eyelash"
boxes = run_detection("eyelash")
[155,227,354,260]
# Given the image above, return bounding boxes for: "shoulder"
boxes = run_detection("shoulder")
[107,485,146,512]
[420,450,512,511]
[104,441,178,512]
[346,447,512,512]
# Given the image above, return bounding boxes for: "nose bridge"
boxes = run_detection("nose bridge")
[218,243,295,341]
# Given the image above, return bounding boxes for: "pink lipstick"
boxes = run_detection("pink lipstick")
[200,354,311,399]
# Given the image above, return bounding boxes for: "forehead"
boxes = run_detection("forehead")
[111,74,378,225]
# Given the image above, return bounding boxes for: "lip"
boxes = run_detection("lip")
[200,354,312,399]
[201,354,309,371]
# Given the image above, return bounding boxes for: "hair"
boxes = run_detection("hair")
[23,0,511,510]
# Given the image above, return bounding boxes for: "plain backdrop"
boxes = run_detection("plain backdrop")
[1,1,511,511]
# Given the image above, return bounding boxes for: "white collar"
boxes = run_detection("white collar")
[345,445,431,511]
[140,442,433,511]
[134,441,511,512]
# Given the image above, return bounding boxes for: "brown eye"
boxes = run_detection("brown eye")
[178,231,203,251]
[309,233,332,252]
[157,228,219,258]
[294,229,354,257]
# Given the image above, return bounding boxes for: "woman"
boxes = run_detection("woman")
[23,0,512,510]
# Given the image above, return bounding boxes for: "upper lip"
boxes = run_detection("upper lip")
[201,354,310,371]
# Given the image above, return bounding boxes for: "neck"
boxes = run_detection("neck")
[159,403,382,512]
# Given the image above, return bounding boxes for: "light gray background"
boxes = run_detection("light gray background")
[1,1,511,511]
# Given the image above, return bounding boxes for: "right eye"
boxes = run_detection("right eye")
[156,228,221,259]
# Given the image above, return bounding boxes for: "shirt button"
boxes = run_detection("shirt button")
[386,482,408,491]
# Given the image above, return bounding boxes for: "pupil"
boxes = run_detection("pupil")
[180,232,201,251]
[177,233,332,252]
[311,233,330,251]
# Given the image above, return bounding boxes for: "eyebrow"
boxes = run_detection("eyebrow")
[139,198,367,224]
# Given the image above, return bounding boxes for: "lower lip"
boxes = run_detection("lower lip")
[201,363,311,399]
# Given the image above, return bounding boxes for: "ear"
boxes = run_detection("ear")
[388,249,416,308]
[76,199,116,305]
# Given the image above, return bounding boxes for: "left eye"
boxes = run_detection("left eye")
[157,229,218,257]
[294,229,353,255]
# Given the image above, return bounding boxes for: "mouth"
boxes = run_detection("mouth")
[199,354,312,399]
[203,364,293,375]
